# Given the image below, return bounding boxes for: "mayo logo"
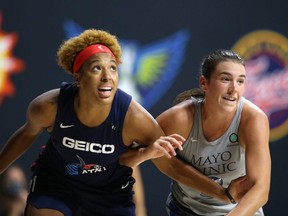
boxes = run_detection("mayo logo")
[0,12,25,105]
[63,20,190,109]
[233,30,288,141]
[63,137,115,154]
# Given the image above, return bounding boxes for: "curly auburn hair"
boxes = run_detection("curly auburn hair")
[57,29,122,74]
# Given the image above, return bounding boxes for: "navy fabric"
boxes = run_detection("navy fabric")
[27,82,136,215]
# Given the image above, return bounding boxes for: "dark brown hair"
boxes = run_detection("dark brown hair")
[174,49,245,104]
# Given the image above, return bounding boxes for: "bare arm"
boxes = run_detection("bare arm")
[0,89,59,174]
[153,155,234,202]
[119,100,184,167]
[152,101,241,203]
[227,102,271,216]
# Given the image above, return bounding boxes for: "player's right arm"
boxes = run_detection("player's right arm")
[0,89,59,174]
[152,101,248,203]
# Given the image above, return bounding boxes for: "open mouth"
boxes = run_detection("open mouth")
[223,96,236,101]
[98,87,112,97]
[98,87,112,92]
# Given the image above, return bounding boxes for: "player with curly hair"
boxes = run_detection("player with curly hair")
[0,29,184,216]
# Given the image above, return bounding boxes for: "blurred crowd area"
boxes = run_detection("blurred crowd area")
[0,165,28,216]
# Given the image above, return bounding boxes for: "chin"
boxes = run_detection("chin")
[99,96,114,104]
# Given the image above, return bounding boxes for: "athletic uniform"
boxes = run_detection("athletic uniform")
[27,82,135,216]
[166,97,264,216]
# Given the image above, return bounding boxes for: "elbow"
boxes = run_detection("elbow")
[261,188,270,206]
[253,183,270,207]
[260,181,271,206]
[247,178,270,207]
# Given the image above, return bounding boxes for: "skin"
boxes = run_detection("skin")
[133,167,147,216]
[153,61,271,215]
[0,53,184,216]
[0,166,28,216]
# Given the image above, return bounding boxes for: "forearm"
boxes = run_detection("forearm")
[177,168,229,202]
[119,148,149,167]
[152,157,230,203]
[120,134,185,167]
[0,125,38,174]
[227,184,269,216]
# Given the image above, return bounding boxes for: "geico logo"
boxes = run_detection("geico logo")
[63,137,115,154]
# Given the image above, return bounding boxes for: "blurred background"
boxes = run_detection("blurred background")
[0,0,287,215]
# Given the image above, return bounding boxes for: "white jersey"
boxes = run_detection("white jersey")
[171,97,264,216]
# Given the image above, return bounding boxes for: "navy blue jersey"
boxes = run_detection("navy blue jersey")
[28,82,136,215]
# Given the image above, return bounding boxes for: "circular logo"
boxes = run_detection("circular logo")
[233,30,288,142]
[229,133,239,143]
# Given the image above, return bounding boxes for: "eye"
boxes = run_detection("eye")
[237,78,245,85]
[92,65,102,72]
[110,65,117,72]
[220,76,230,82]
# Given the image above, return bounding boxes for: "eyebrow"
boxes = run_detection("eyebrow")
[219,71,246,78]
[88,58,117,65]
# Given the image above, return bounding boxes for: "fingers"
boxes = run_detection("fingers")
[158,145,173,158]
[155,135,185,158]
[162,134,185,150]
[154,138,175,158]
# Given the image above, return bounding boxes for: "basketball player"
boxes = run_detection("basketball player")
[153,49,271,216]
[0,29,184,216]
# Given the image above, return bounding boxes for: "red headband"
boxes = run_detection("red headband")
[73,44,116,73]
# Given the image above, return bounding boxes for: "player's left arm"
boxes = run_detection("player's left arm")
[228,101,271,216]
[119,100,184,167]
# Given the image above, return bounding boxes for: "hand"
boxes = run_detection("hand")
[142,134,185,160]
[227,175,250,202]
[119,134,185,167]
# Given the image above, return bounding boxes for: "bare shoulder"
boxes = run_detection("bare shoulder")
[126,99,153,118]
[240,98,269,149]
[123,99,163,146]
[157,99,195,137]
[27,88,60,129]
[242,98,268,123]
[157,99,194,124]
[125,99,158,128]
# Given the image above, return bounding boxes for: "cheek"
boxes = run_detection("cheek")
[80,75,99,87]
[238,85,245,95]
[209,82,225,93]
[113,72,119,82]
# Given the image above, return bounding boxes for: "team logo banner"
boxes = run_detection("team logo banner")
[233,30,288,141]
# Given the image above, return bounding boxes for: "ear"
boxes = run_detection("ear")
[199,75,208,92]
[73,73,79,81]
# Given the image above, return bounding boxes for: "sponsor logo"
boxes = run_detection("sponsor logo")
[227,133,240,147]
[191,151,237,175]
[62,137,115,154]
[121,181,130,189]
[66,155,106,175]
[60,123,75,128]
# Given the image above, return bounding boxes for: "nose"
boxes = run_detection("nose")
[101,69,111,82]
[228,81,237,94]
